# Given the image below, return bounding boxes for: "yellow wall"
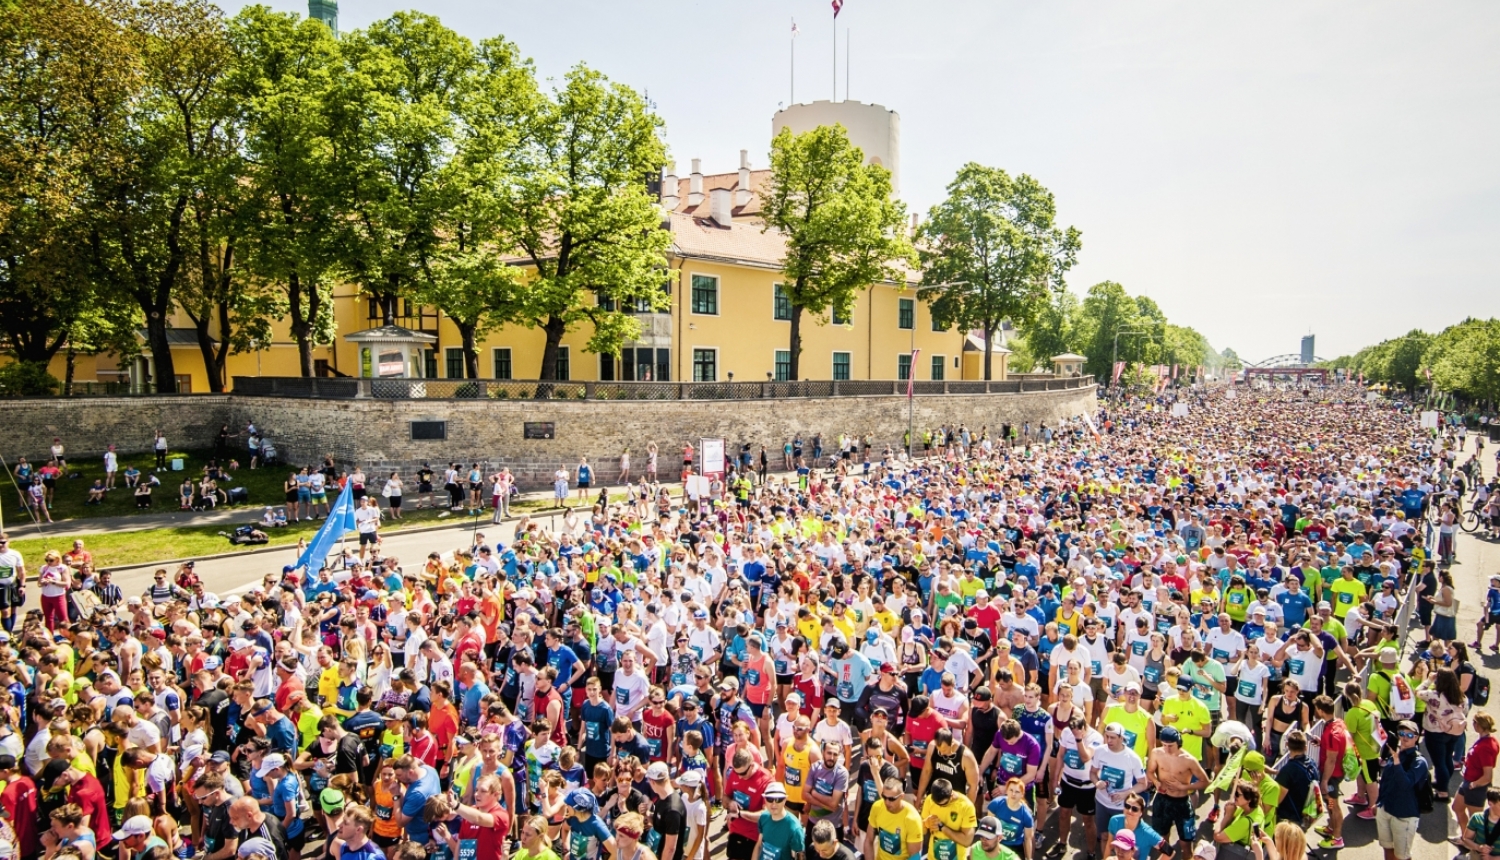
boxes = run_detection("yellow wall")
[55,254,1002,388]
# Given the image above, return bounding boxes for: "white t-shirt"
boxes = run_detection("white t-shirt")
[1233,660,1273,705]
[355,506,380,534]
[812,718,854,753]
[1283,644,1324,693]
[1090,744,1145,809]
[1057,727,1104,784]
[612,668,650,719]
[1205,629,1247,664]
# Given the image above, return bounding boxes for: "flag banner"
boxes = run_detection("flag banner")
[294,480,356,574]
[1082,413,1101,437]
[1111,361,1125,385]
[1172,364,1179,379]
[791,19,800,36]
[907,349,920,398]
[832,0,843,16]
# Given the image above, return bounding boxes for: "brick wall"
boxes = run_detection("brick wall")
[0,385,1095,489]
[0,396,232,463]
[228,385,1097,489]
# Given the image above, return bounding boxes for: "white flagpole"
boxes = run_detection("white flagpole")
[832,11,837,100]
[846,28,850,101]
[791,18,796,103]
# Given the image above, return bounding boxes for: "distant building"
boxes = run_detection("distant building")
[1300,335,1315,365]
[308,0,337,35]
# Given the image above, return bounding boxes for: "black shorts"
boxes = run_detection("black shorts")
[286,828,309,851]
[1151,793,1197,841]
[727,832,757,860]
[1058,780,1096,815]
[0,582,20,610]
[1485,612,1500,631]
[359,532,378,545]
[578,481,590,489]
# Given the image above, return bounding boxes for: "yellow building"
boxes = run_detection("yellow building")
[47,161,1007,392]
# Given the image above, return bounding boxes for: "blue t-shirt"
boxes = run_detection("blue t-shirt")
[579,700,615,759]
[567,813,613,860]
[461,680,490,726]
[272,774,305,838]
[265,717,298,754]
[401,764,443,844]
[757,812,806,860]
[1108,814,1163,860]
[985,799,1036,847]
[1276,590,1312,628]
[548,645,580,685]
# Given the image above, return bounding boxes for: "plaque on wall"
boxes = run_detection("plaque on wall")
[524,422,555,440]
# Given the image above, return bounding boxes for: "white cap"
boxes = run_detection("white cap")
[118,816,154,838]
[255,753,288,777]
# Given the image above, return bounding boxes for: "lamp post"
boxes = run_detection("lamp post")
[904,281,965,460]
[1111,330,1150,393]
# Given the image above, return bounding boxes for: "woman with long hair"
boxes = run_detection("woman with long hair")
[1432,570,1460,642]
[1420,668,1468,801]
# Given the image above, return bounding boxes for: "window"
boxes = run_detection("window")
[423,349,437,379]
[599,353,615,381]
[833,306,851,326]
[555,346,570,381]
[492,348,512,380]
[445,348,464,379]
[655,348,671,382]
[897,354,912,381]
[932,313,945,332]
[360,348,372,378]
[898,298,914,330]
[773,285,792,321]
[832,352,851,381]
[774,350,791,381]
[691,274,719,315]
[692,348,717,381]
[931,355,945,381]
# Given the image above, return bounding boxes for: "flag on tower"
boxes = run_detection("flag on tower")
[791,19,800,36]
[832,0,843,17]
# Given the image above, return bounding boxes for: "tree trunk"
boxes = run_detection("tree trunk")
[538,315,567,381]
[144,313,177,393]
[983,325,996,380]
[191,315,223,393]
[788,304,804,380]
[288,272,315,377]
[458,322,479,378]
[64,345,76,396]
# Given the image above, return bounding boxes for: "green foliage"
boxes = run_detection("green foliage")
[0,361,60,396]
[1024,289,1081,363]
[495,65,672,380]
[916,163,1080,379]
[1426,319,1500,404]
[761,124,914,379]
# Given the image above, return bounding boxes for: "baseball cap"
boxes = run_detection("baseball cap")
[230,637,252,651]
[565,789,597,811]
[384,707,408,721]
[1104,722,1126,737]
[676,769,704,789]
[210,751,232,765]
[1379,650,1398,665]
[203,655,223,670]
[1158,726,1182,745]
[1398,719,1420,734]
[1113,830,1138,852]
[975,816,1001,841]
[254,753,287,777]
[118,816,154,838]
[645,762,671,782]
[1241,751,1266,772]
[320,788,346,814]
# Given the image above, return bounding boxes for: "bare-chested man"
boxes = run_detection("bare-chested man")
[1147,725,1210,860]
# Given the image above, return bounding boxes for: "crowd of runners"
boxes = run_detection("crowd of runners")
[0,383,1497,860]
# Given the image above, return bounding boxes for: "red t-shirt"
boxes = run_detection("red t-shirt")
[741,653,774,706]
[1465,735,1499,782]
[1319,719,1350,779]
[641,709,675,762]
[430,704,460,758]
[70,775,113,847]
[792,675,824,717]
[409,731,439,767]
[906,711,945,771]
[453,632,486,667]
[968,605,1003,643]
[1,775,38,855]
[458,802,510,860]
[723,765,771,840]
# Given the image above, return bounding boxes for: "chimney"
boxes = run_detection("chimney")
[910,212,920,236]
[710,188,733,226]
[661,162,679,210]
[688,158,703,206]
[736,150,752,206]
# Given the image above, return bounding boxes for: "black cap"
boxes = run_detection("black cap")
[38,758,70,790]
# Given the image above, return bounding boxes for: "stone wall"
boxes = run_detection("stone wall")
[0,396,232,463]
[229,384,1096,488]
[0,384,1095,488]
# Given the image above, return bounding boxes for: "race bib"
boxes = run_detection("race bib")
[1063,748,1082,770]
[837,681,854,700]
[1091,661,1102,676]
[785,765,802,786]
[1100,765,1126,791]
[863,779,878,802]
[1339,592,1353,605]
[1132,641,1147,656]
[932,839,959,860]
[732,790,750,808]
[1229,592,1245,605]
[616,687,629,707]
[647,737,662,758]
[775,659,789,675]
[1123,730,1137,749]
[1212,649,1229,662]
[878,829,902,856]
[1238,679,1258,698]
[457,840,477,860]
[586,721,602,740]
[1000,820,1020,842]
[1000,752,1025,776]
[1288,659,1305,677]
[1144,666,1161,684]
[746,669,761,687]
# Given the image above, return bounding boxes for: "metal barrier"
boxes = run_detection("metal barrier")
[230,375,1100,401]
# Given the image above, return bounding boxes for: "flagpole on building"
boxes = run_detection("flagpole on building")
[790,18,797,103]
[846,29,850,101]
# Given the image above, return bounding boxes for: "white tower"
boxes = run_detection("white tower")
[772,101,901,198]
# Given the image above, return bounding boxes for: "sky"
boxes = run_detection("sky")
[224,0,1500,363]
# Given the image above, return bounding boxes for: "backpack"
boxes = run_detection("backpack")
[1389,673,1417,718]
[1473,673,1492,707]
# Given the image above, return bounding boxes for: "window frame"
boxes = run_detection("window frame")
[930,354,945,381]
[897,353,912,381]
[773,284,793,322]
[691,347,718,382]
[773,349,791,381]
[445,347,465,379]
[492,348,512,380]
[555,346,570,381]
[832,351,852,381]
[690,273,720,316]
[897,297,914,330]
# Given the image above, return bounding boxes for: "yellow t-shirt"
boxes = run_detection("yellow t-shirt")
[1159,693,1211,761]
[871,609,901,635]
[921,794,978,860]
[782,742,814,804]
[1103,705,1151,759]
[318,665,341,707]
[1328,578,1367,618]
[868,799,925,860]
[798,617,824,648]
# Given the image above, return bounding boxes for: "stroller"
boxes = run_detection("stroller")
[259,439,281,468]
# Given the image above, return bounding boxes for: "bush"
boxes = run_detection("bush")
[0,362,61,397]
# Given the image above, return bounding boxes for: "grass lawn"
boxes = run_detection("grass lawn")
[9,448,299,523]
[6,491,638,568]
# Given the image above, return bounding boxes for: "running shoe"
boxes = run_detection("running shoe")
[1318,838,1344,850]
[1357,808,1377,820]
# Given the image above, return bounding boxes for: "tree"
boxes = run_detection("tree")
[498,65,671,380]
[916,164,1080,380]
[1428,319,1500,405]
[0,0,140,371]
[1024,288,1081,365]
[325,11,478,328]
[762,124,913,380]
[227,6,343,377]
[1074,281,1148,378]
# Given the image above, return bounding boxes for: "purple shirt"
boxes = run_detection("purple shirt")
[993,732,1044,784]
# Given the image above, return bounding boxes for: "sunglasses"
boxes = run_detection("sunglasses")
[618,828,642,839]
[766,797,786,804]
[882,793,902,802]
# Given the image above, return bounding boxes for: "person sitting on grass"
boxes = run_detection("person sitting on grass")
[123,464,141,488]
[135,482,152,509]
[179,478,194,510]
[86,480,106,505]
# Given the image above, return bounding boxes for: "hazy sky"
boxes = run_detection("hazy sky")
[226,0,1500,362]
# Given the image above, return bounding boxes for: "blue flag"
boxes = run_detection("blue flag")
[295,480,356,574]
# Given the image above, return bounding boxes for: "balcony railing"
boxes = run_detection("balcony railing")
[231,375,1097,401]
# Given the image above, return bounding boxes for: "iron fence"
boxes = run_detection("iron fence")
[230,374,1097,401]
